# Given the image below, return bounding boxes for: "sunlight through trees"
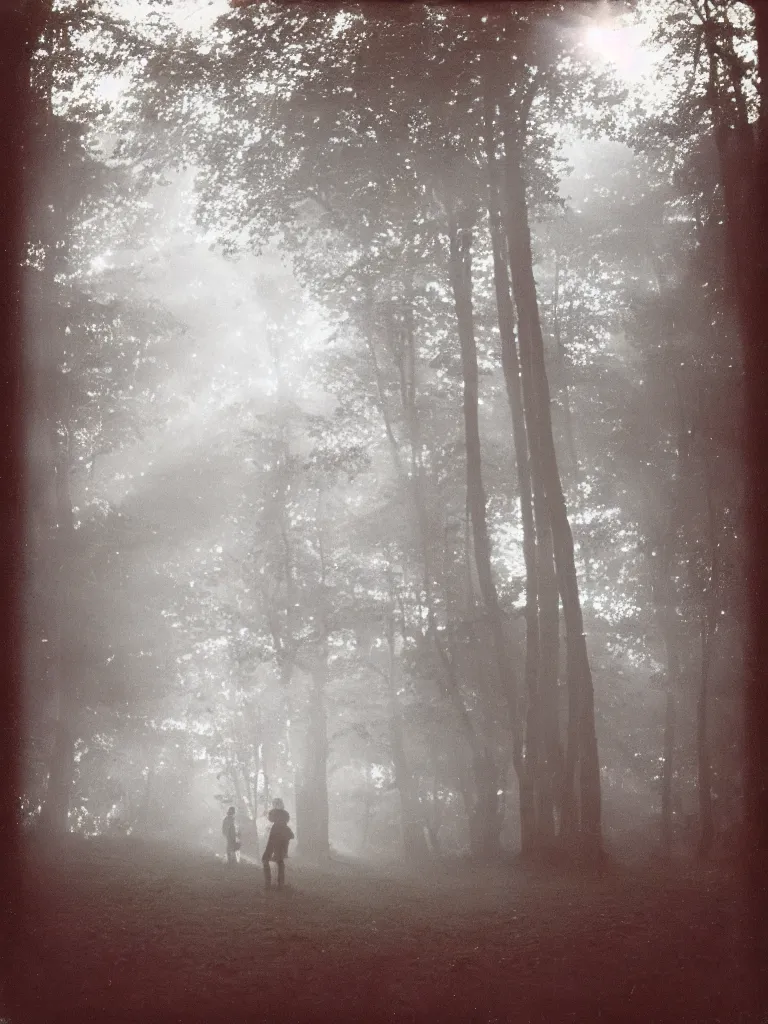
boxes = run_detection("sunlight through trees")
[21,0,759,880]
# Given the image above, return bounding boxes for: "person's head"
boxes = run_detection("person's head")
[272,798,284,811]
[227,806,235,816]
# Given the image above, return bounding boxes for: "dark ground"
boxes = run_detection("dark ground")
[8,836,763,1023]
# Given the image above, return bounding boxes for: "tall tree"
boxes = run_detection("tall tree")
[1,0,48,1004]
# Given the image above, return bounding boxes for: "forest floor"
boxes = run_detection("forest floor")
[8,835,764,1024]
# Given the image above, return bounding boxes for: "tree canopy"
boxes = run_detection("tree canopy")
[20,0,761,873]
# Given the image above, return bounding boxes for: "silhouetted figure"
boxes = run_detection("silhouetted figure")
[262,798,294,889]
[222,806,239,866]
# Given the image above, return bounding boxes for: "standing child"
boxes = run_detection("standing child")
[262,798,294,890]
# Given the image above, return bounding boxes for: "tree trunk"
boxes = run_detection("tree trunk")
[296,663,330,860]
[482,86,539,852]
[520,320,562,846]
[388,696,428,861]
[661,691,676,857]
[0,12,32,998]
[716,1,768,983]
[649,542,681,859]
[520,297,563,844]
[484,73,561,849]
[559,638,580,842]
[228,755,244,812]
[385,573,430,861]
[367,288,499,854]
[436,632,503,859]
[260,739,272,817]
[39,713,76,833]
[697,613,714,860]
[27,3,85,844]
[39,448,80,836]
[697,474,720,860]
[34,301,80,833]
[446,204,520,857]
[428,750,444,851]
[469,749,502,860]
[502,126,602,861]
[551,264,581,489]
[536,524,560,845]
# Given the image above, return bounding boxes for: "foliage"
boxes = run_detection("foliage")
[23,0,753,857]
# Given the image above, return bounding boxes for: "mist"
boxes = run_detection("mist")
[10,1,767,1021]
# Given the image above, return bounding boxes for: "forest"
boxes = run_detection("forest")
[5,0,768,1020]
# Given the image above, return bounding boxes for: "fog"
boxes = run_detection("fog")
[13,0,764,1020]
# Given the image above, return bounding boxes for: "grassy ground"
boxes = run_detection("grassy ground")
[10,836,760,1023]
